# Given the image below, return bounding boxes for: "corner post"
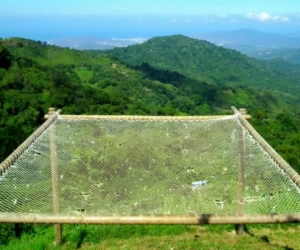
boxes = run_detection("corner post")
[49,108,62,244]
[236,108,247,235]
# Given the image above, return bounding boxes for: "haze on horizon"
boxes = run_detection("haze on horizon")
[1,0,300,41]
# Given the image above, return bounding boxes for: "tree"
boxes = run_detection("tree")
[0,46,12,70]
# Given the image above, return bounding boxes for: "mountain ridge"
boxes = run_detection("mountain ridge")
[195,28,300,51]
[102,34,300,96]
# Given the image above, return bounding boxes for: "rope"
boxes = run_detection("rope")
[232,106,300,188]
[0,110,61,175]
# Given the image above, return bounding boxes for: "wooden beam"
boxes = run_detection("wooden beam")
[0,110,60,176]
[232,107,300,188]
[48,114,233,121]
[0,213,299,224]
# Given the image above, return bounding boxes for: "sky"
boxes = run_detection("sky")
[1,0,300,41]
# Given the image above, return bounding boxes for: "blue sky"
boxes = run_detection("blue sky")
[1,0,300,40]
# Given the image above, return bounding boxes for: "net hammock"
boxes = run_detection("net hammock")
[0,107,300,224]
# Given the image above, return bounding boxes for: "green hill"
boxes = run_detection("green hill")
[102,35,300,96]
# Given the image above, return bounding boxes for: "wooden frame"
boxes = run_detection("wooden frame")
[231,107,300,187]
[1,107,299,244]
[0,213,299,224]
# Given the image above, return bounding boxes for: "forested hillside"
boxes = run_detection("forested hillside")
[1,36,300,174]
[102,35,300,97]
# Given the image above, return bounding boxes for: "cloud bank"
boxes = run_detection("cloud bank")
[245,12,289,22]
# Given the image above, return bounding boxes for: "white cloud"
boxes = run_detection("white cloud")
[246,12,289,22]
[170,18,178,23]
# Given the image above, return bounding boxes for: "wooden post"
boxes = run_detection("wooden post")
[233,107,300,188]
[236,111,246,235]
[50,110,62,245]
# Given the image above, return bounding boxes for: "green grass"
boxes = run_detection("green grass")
[74,67,94,83]
[2,224,300,250]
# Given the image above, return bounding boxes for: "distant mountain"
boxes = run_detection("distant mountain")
[47,36,147,50]
[194,29,300,64]
[103,34,299,96]
[195,29,300,52]
[247,48,300,65]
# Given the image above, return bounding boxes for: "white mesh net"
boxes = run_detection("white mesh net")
[0,114,300,217]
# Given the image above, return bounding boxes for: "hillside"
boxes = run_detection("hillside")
[102,35,300,96]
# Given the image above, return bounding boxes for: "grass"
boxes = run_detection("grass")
[1,224,300,250]
[74,67,94,83]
